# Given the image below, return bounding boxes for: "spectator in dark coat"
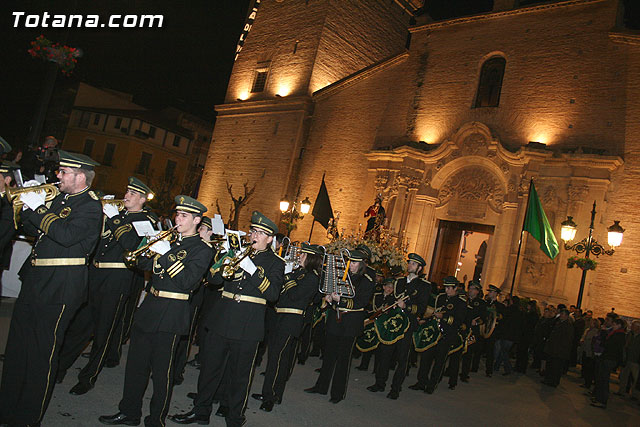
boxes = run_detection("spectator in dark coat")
[591,318,627,408]
[580,318,601,389]
[571,309,586,367]
[516,300,539,373]
[542,309,573,387]
[532,306,556,371]
[494,296,523,376]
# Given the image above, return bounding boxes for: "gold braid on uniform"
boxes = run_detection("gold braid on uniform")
[257,266,270,293]
[40,213,60,234]
[114,224,132,240]
[167,261,185,278]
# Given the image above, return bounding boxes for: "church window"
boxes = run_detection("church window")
[251,70,269,93]
[474,57,506,108]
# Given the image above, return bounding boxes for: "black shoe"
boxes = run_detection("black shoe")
[448,384,456,390]
[502,372,510,376]
[590,401,606,409]
[174,374,184,386]
[56,371,66,384]
[425,385,435,394]
[167,410,209,425]
[252,393,264,401]
[259,401,274,412]
[187,392,197,400]
[69,382,94,395]
[104,360,119,368]
[408,383,424,391]
[356,366,368,371]
[387,390,399,400]
[329,398,342,404]
[81,352,91,359]
[304,386,326,395]
[485,373,492,378]
[314,368,321,373]
[98,412,140,425]
[298,359,306,366]
[274,397,282,405]
[187,359,201,368]
[367,384,384,392]
[460,376,469,383]
[215,405,228,417]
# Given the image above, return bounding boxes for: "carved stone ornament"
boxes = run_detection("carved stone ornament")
[568,184,589,202]
[396,173,421,189]
[542,185,557,207]
[461,133,486,155]
[436,160,445,170]
[374,175,389,193]
[437,167,505,211]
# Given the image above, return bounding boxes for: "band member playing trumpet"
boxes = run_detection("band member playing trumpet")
[169,211,284,427]
[57,177,157,394]
[460,280,487,382]
[305,249,375,404]
[99,196,213,426]
[0,161,18,260]
[252,243,322,412]
[0,151,102,426]
[410,276,466,394]
[368,253,430,399]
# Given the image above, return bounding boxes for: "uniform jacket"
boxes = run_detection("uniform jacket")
[325,270,375,338]
[19,187,102,305]
[275,266,320,337]
[394,276,430,331]
[207,247,285,341]
[92,208,157,295]
[431,292,467,337]
[465,296,488,337]
[135,233,213,335]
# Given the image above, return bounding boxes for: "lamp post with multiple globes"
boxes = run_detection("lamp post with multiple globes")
[560,201,624,309]
[279,193,311,237]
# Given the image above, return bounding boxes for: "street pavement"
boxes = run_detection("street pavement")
[1,298,638,426]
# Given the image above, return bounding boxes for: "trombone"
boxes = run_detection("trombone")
[6,182,60,229]
[124,225,178,267]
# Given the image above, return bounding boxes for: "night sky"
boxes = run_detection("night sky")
[1,1,638,150]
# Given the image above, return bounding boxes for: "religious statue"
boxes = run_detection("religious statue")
[364,195,386,240]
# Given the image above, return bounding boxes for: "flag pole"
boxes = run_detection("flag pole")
[308,220,315,242]
[509,178,533,297]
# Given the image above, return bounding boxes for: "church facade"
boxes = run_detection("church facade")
[199,0,640,317]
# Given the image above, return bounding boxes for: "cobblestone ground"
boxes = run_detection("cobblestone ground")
[1,299,638,426]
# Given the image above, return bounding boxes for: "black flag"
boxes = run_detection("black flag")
[311,174,334,229]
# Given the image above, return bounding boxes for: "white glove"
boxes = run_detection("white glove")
[23,180,42,188]
[239,256,257,276]
[20,191,46,210]
[150,240,171,256]
[103,203,119,218]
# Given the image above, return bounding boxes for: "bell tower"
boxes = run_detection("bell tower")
[200,0,420,228]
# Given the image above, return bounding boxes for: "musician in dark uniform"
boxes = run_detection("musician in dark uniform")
[368,253,430,399]
[305,249,375,404]
[410,276,467,394]
[99,196,213,426]
[483,284,505,377]
[0,151,102,426]
[460,280,487,383]
[169,211,284,427]
[57,177,156,394]
[252,243,322,411]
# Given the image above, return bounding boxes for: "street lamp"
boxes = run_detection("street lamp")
[279,193,312,237]
[560,201,624,309]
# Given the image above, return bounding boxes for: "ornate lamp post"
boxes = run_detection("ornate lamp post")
[560,201,624,309]
[279,191,311,237]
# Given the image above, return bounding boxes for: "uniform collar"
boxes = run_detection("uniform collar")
[66,186,89,198]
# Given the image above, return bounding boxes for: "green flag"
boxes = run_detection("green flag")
[524,181,559,259]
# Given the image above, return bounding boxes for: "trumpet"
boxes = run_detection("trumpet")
[124,226,177,267]
[101,198,126,211]
[6,183,60,229]
[222,243,255,280]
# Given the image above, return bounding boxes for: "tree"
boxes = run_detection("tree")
[215,181,256,230]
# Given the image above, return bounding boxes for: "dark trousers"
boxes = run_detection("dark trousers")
[118,326,179,427]
[416,334,457,389]
[515,339,531,373]
[375,334,412,392]
[0,301,79,425]
[297,322,313,363]
[544,356,566,387]
[58,290,127,385]
[484,335,497,375]
[494,339,514,374]
[109,273,144,365]
[310,320,326,356]
[462,342,480,378]
[194,331,259,427]
[447,349,462,387]
[358,349,374,370]
[582,355,596,387]
[594,358,617,404]
[262,331,297,403]
[315,334,356,400]
[174,304,201,382]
